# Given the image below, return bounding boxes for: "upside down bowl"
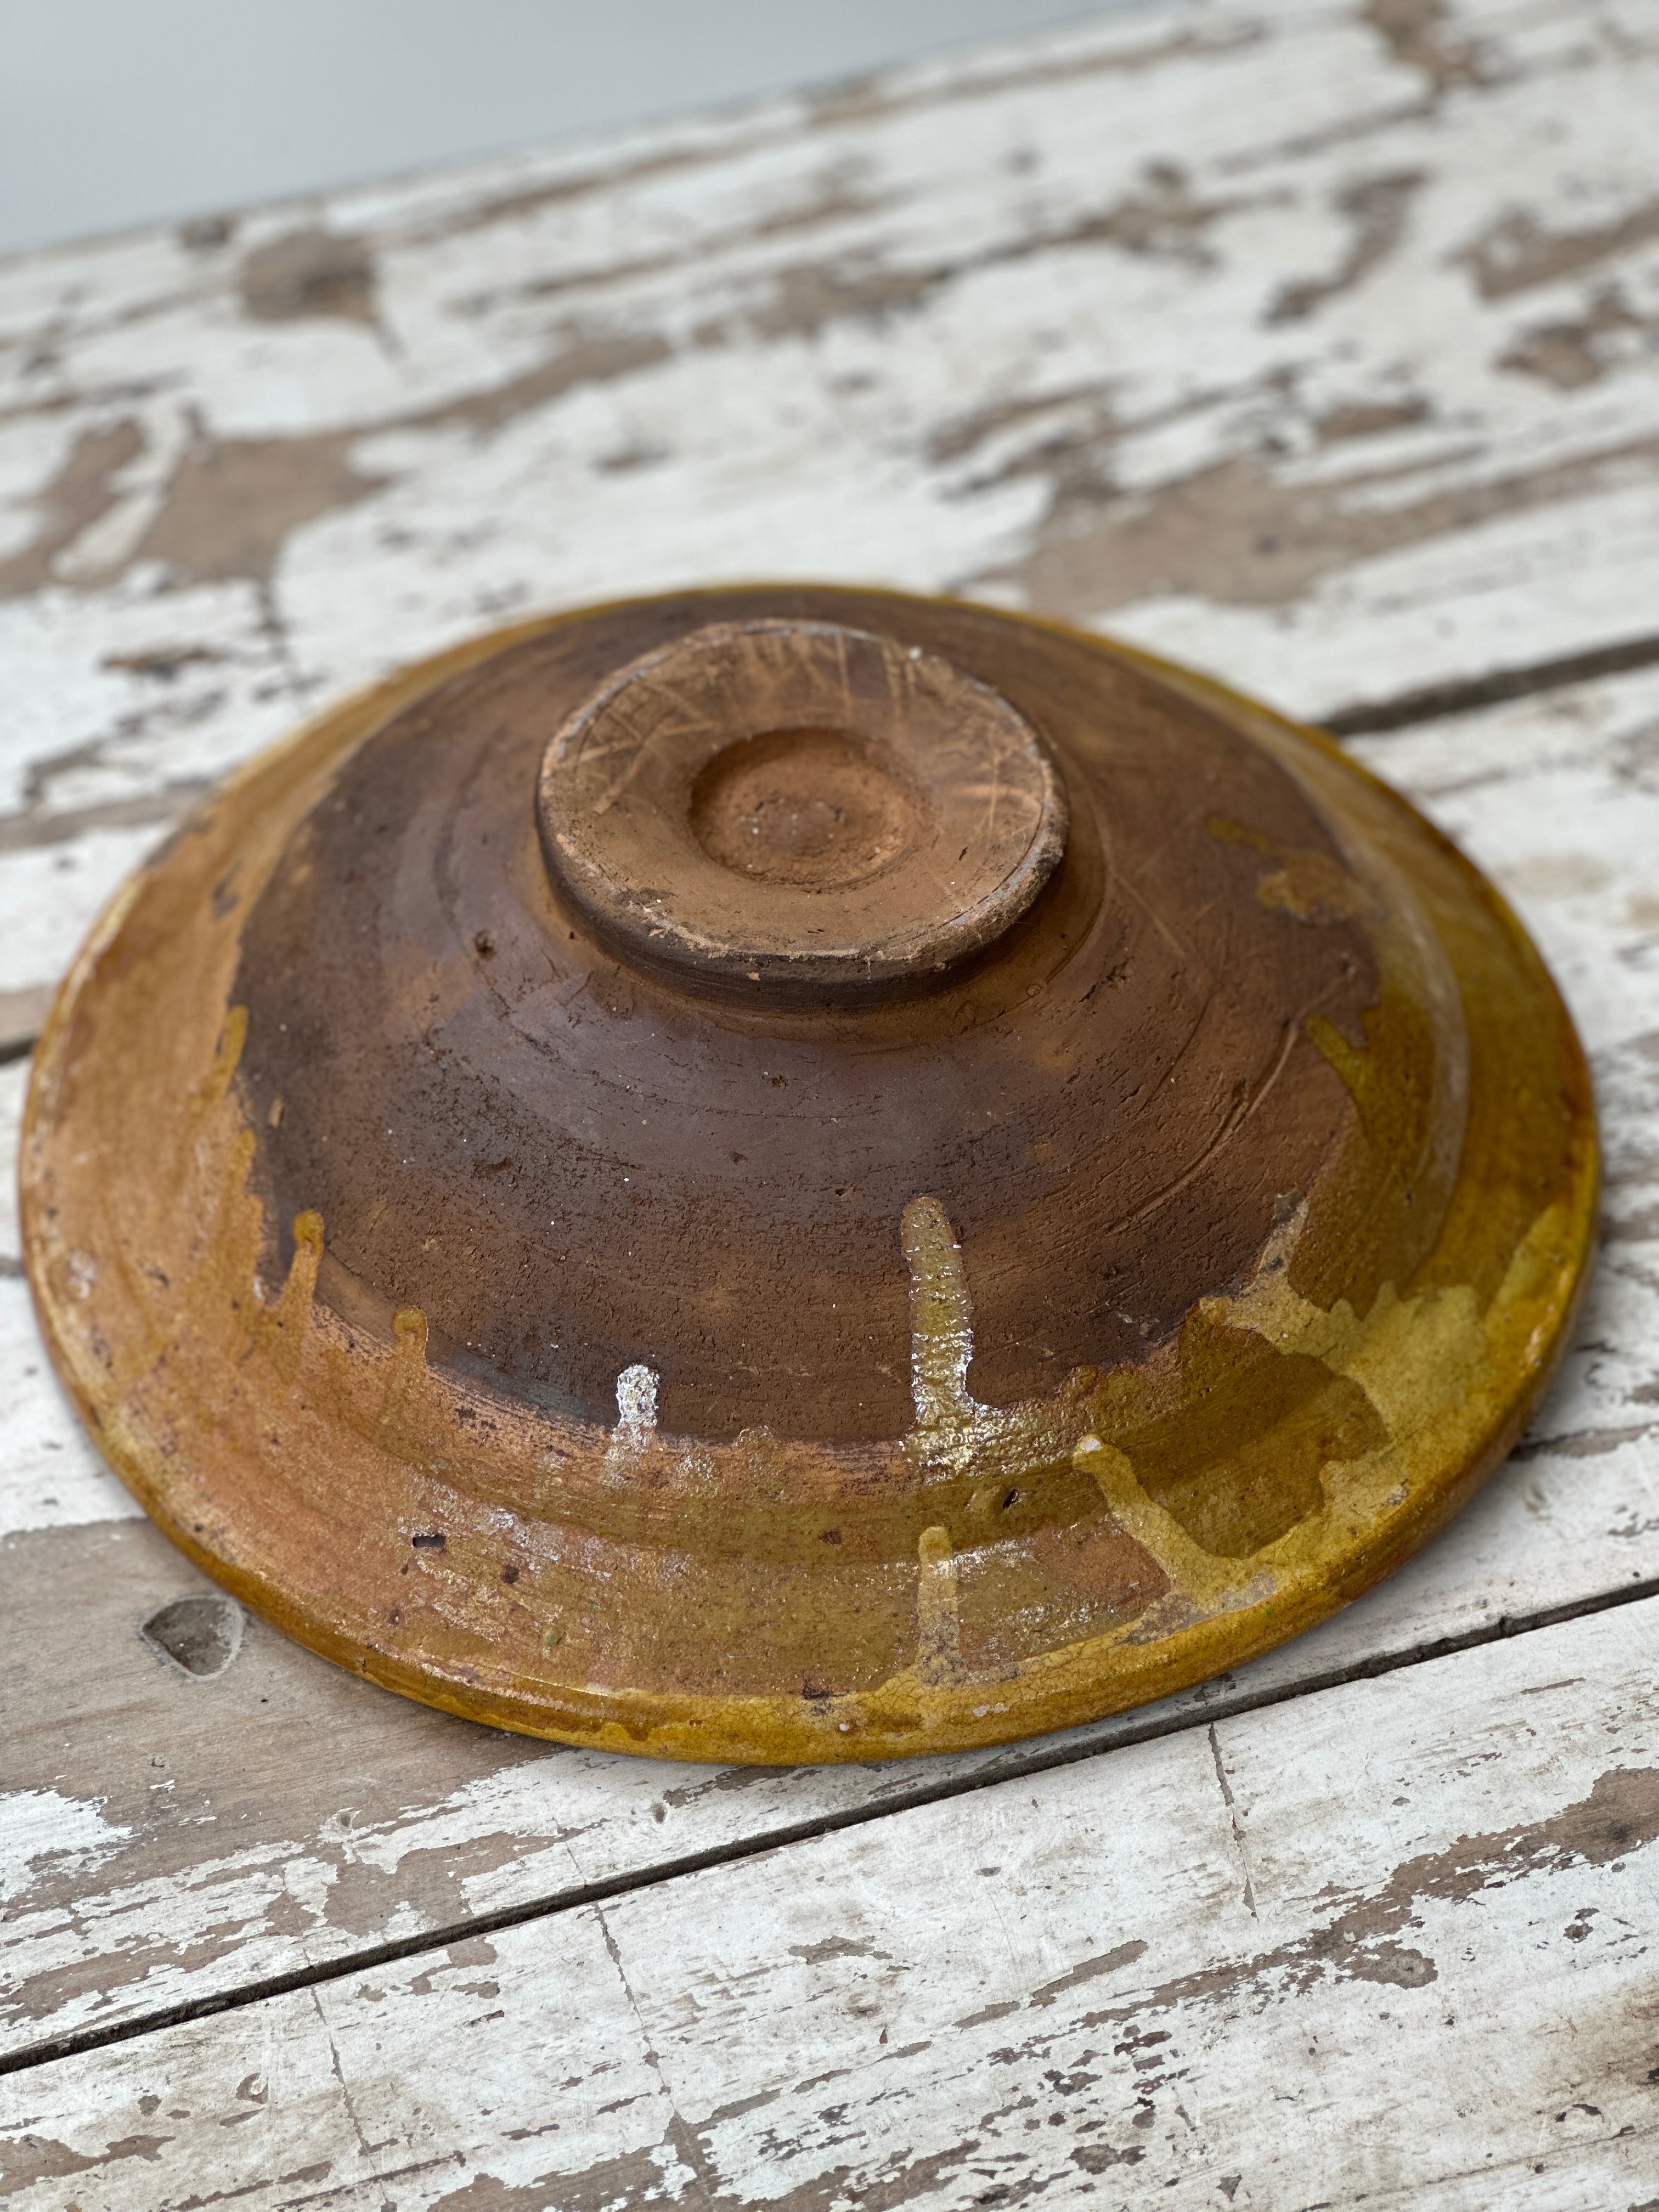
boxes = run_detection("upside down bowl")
[21,585,1596,1762]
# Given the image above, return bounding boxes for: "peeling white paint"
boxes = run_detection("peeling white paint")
[0,1278,141,1537]
[7,1600,1659,2205]
[0,1787,131,1904]
[2,0,1659,2125]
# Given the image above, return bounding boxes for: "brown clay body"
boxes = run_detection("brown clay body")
[21,586,1596,1762]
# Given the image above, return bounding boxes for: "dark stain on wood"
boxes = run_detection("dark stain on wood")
[0,420,142,601]
[1268,171,1425,324]
[1462,199,1659,301]
[0,2130,174,2198]
[100,644,227,680]
[239,228,378,326]
[1362,0,1485,94]
[1500,287,1655,391]
[985,432,1659,618]
[1,327,672,597]
[705,167,1261,348]
[899,1764,1659,2115]
[129,426,385,586]
[409,330,672,438]
[1316,396,1430,442]
[1046,160,1247,269]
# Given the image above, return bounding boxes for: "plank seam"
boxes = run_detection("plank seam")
[1324,628,1659,736]
[6,1564,1657,2082]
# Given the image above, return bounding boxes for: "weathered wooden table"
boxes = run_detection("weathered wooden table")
[3,1,1658,2202]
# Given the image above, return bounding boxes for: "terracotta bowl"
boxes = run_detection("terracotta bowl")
[21,587,1596,1762]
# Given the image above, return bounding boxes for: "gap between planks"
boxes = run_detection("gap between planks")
[5,1559,1656,2086]
[1323,624,1659,736]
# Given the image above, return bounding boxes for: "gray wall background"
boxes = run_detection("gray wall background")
[0,1,1145,258]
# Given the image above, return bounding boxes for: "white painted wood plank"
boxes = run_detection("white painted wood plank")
[606,1601,1659,2209]
[0,1280,130,1536]
[1,0,1656,1004]
[5,0,1659,2095]
[2,0,1659,1034]
[4,1590,1656,2208]
[4,661,1658,2062]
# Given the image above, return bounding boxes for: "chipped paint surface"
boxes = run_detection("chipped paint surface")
[1,0,1659,1041]
[0,1791,129,1908]
[4,1597,1658,2205]
[1,0,1659,2182]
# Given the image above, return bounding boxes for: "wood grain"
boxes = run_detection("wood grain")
[3,653,1656,2073]
[4,1587,1657,2207]
[3,0,1659,2190]
[3,0,1659,1027]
